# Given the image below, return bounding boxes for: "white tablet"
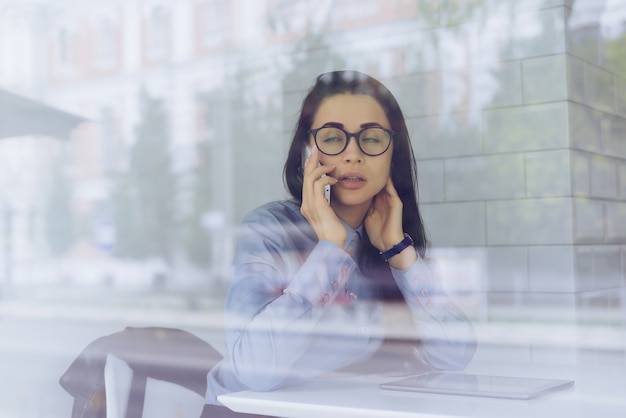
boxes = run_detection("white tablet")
[380,372,574,400]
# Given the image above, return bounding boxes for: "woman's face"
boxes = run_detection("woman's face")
[309,94,393,215]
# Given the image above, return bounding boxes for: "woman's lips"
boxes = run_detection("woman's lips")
[337,174,366,190]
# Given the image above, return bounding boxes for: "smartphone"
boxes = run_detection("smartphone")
[303,146,331,203]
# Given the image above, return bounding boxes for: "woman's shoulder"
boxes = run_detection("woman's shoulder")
[239,199,314,243]
[242,199,302,224]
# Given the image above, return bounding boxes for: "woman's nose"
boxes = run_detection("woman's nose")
[342,135,364,163]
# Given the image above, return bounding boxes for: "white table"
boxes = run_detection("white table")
[218,348,626,418]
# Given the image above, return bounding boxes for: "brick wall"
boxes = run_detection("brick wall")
[391,0,626,326]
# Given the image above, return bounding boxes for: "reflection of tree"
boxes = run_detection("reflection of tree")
[606,32,626,77]
[111,173,142,257]
[567,6,626,157]
[230,70,284,221]
[112,89,176,263]
[436,0,490,27]
[44,157,74,255]
[180,141,212,267]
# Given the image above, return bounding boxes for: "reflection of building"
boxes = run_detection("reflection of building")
[0,1,625,342]
[1,0,432,285]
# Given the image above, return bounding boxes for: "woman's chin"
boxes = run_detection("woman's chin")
[331,194,373,210]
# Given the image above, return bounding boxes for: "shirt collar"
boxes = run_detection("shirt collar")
[339,219,364,249]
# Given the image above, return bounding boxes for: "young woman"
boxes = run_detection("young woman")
[203,70,476,415]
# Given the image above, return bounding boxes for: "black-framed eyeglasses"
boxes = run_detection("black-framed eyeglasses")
[307,126,394,156]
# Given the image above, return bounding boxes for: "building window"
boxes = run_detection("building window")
[55,26,77,75]
[95,18,117,69]
[199,0,226,48]
[146,4,170,60]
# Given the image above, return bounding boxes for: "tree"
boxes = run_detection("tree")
[179,141,213,267]
[110,172,144,258]
[44,157,74,255]
[605,32,626,78]
[112,89,176,264]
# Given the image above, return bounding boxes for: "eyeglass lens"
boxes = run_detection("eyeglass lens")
[315,127,391,156]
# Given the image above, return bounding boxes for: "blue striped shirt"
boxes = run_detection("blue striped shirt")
[206,199,476,404]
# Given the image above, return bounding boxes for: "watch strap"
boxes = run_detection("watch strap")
[379,233,413,262]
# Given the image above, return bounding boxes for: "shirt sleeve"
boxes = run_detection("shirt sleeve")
[224,211,358,391]
[390,253,477,370]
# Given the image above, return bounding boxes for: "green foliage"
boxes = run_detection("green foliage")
[179,141,212,267]
[110,172,145,258]
[605,33,626,78]
[438,0,490,27]
[112,88,176,261]
[44,159,74,255]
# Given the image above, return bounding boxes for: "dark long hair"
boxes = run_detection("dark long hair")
[283,71,429,298]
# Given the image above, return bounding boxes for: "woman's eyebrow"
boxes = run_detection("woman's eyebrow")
[321,122,344,128]
[360,122,384,128]
[321,122,384,129]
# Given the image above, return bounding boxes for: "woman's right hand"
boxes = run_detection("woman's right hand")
[300,146,345,247]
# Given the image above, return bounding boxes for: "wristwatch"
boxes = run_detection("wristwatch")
[380,233,413,262]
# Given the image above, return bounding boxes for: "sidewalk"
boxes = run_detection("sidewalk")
[1,285,227,330]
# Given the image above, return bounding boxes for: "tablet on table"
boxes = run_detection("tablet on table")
[380,372,574,400]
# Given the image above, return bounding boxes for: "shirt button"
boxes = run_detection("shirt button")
[412,276,420,284]
[420,288,429,297]
[322,294,330,304]
[348,292,357,301]
[332,281,338,291]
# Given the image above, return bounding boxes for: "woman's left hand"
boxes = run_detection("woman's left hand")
[365,177,417,270]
